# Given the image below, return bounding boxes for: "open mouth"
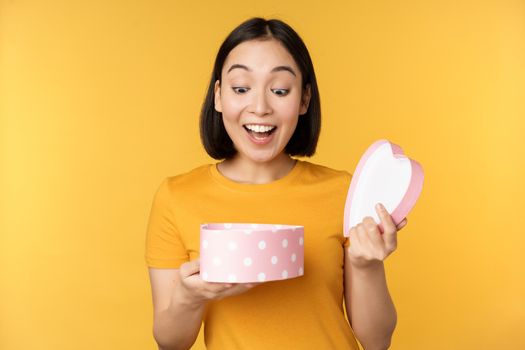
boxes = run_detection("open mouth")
[243,125,278,138]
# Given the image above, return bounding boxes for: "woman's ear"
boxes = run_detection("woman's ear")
[299,84,311,115]
[214,80,222,113]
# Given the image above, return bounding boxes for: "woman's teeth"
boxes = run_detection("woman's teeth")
[244,124,276,133]
[243,125,277,137]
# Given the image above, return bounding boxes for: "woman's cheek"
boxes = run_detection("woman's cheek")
[277,94,302,114]
[222,98,246,114]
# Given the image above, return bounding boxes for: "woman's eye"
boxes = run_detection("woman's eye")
[232,87,249,94]
[231,87,289,96]
[272,89,289,96]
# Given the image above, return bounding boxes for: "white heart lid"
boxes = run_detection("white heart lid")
[343,139,424,236]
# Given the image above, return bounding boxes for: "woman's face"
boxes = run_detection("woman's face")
[214,39,311,163]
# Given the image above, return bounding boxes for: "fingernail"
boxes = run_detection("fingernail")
[376,203,384,211]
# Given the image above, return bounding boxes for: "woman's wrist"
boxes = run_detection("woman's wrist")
[350,259,385,276]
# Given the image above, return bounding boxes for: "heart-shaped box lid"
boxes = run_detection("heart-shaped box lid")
[343,139,424,236]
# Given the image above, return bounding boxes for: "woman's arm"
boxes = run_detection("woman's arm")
[149,268,206,350]
[344,259,397,350]
[148,260,262,350]
[343,203,407,350]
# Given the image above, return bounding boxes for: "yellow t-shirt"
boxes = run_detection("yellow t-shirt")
[145,159,359,350]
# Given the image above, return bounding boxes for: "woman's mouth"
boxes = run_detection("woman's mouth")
[243,125,277,144]
[243,125,277,137]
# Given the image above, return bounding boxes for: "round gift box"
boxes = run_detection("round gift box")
[200,223,304,283]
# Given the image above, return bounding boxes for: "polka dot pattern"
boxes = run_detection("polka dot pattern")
[200,223,304,283]
[228,274,237,282]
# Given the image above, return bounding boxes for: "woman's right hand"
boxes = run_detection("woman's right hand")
[175,258,262,307]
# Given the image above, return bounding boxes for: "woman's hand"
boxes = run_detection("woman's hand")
[346,203,408,270]
[176,258,262,307]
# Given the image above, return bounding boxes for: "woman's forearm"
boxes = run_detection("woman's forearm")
[153,284,207,350]
[349,261,397,350]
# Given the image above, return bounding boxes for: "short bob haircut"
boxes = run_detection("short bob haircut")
[199,17,321,160]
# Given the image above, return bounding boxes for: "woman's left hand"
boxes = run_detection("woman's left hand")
[346,203,408,270]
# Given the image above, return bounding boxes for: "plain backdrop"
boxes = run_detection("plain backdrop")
[1,0,524,349]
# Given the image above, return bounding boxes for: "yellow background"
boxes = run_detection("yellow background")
[1,0,524,349]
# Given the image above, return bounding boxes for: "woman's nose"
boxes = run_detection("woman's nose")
[249,89,272,116]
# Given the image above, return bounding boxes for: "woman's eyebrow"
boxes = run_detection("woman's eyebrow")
[226,63,296,77]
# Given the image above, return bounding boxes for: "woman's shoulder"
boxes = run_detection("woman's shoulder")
[300,159,352,180]
[160,163,212,192]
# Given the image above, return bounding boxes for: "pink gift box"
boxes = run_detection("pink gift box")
[200,223,305,283]
[343,139,424,236]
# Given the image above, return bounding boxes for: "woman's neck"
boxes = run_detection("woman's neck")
[217,154,297,184]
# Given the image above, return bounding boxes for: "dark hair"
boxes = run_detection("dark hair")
[199,17,321,160]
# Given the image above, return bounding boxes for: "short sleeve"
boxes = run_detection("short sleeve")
[144,177,189,269]
[342,170,352,248]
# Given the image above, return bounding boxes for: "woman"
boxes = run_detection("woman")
[145,17,407,350]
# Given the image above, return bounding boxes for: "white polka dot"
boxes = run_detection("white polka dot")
[298,267,304,276]
[228,241,238,251]
[202,271,208,280]
[282,239,288,248]
[244,229,252,235]
[202,240,209,249]
[228,274,237,282]
[282,270,288,279]
[244,257,252,266]
[291,253,297,262]
[213,257,222,266]
[299,237,304,245]
[224,223,232,229]
[258,240,266,250]
[257,272,266,281]
[251,223,259,229]
[271,256,278,264]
